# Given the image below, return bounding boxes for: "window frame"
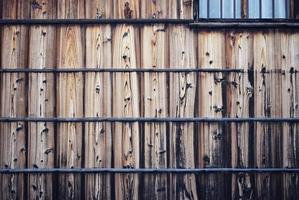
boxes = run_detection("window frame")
[193,0,299,20]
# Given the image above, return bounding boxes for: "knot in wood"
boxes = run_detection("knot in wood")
[203,155,210,166]
[212,130,223,140]
[246,86,254,96]
[31,0,42,10]
[213,105,224,113]
[214,75,224,84]
[124,2,133,19]
[96,8,102,19]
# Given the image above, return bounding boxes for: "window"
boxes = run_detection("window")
[197,0,292,19]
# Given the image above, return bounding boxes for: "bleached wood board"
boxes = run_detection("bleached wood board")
[226,31,254,199]
[112,24,140,200]
[27,0,56,199]
[141,24,168,199]
[198,31,227,199]
[0,0,29,199]
[253,31,283,200]
[169,25,198,200]
[84,24,113,200]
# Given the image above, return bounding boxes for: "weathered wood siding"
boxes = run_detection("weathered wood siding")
[28,0,56,199]
[0,1,298,200]
[0,0,29,199]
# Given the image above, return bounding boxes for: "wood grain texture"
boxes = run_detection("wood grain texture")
[113,0,140,19]
[0,0,29,199]
[169,25,198,200]
[198,31,227,200]
[169,0,193,19]
[281,32,299,200]
[27,0,56,199]
[226,31,254,200]
[56,1,84,199]
[141,0,168,18]
[112,25,140,200]
[84,24,112,200]
[57,0,84,19]
[141,25,168,200]
[56,25,84,200]
[85,0,113,19]
[253,31,283,200]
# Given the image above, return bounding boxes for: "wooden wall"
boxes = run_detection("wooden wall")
[0,0,298,200]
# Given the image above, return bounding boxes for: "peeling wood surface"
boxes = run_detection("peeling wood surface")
[112,25,140,200]
[84,24,112,200]
[0,0,29,199]
[169,25,198,200]
[141,24,168,200]
[226,31,254,200]
[198,31,227,200]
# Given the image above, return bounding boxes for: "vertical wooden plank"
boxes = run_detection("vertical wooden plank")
[0,0,29,199]
[141,0,168,18]
[85,0,112,19]
[141,24,168,199]
[56,0,84,199]
[169,25,198,200]
[253,31,283,200]
[113,0,140,19]
[84,2,113,199]
[169,0,194,19]
[84,25,112,200]
[282,32,299,200]
[112,25,140,200]
[28,0,56,199]
[226,31,254,199]
[198,31,227,199]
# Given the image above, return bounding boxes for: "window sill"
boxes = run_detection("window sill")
[190,19,299,29]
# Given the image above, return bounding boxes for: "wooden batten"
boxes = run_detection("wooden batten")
[112,24,140,200]
[84,24,113,199]
[253,31,283,200]
[27,0,56,199]
[198,31,227,199]
[56,0,84,199]
[141,24,168,199]
[281,32,299,200]
[0,0,29,199]
[225,30,254,199]
[169,25,198,200]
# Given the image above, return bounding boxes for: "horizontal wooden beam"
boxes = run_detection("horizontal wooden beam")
[0,68,297,73]
[1,168,299,174]
[0,19,298,29]
[0,117,299,123]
